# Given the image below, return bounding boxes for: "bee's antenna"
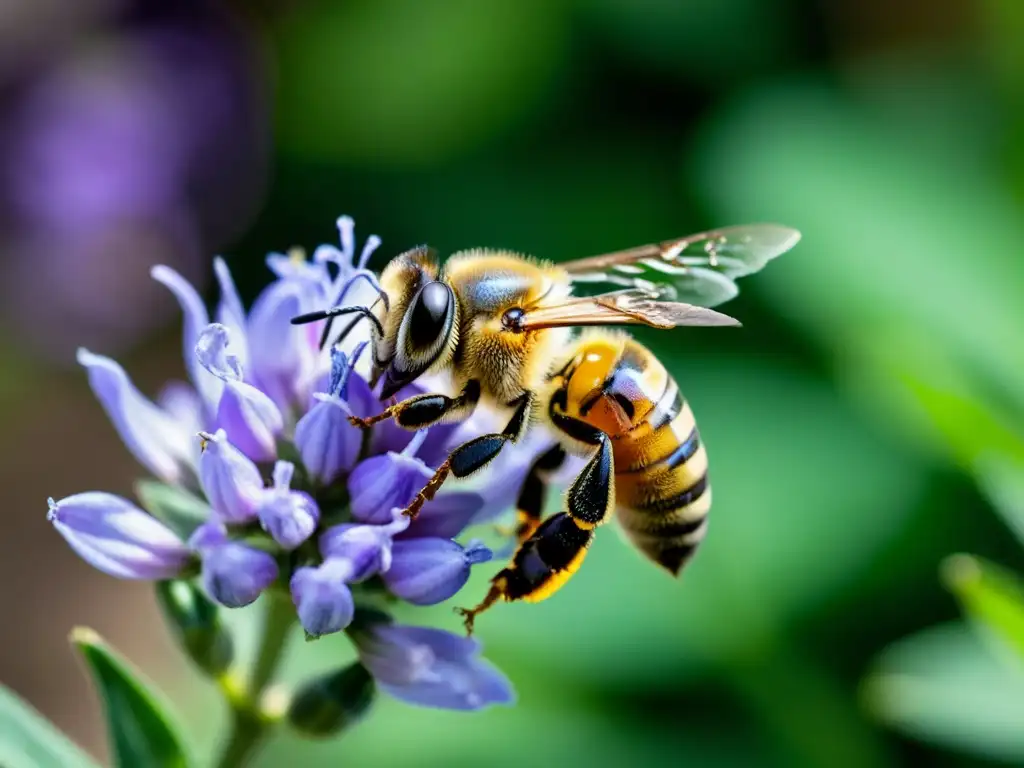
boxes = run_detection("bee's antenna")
[302,273,390,349]
[291,305,385,350]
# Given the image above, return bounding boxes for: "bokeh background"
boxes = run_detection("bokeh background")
[3,0,1024,766]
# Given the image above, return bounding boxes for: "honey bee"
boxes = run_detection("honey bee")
[292,224,800,633]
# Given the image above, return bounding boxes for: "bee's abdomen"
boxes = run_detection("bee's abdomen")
[612,364,711,576]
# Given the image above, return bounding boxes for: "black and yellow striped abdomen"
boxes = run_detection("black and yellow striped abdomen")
[557,333,711,576]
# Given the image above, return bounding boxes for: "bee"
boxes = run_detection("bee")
[292,224,800,633]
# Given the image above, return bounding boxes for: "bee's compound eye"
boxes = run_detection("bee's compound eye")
[502,307,525,331]
[409,281,452,348]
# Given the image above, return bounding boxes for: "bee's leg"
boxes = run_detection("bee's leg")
[455,513,594,636]
[348,381,481,430]
[499,444,567,542]
[400,393,533,520]
[457,417,614,635]
[548,410,616,529]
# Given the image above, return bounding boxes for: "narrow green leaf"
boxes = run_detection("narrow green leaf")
[973,454,1024,546]
[0,684,99,768]
[135,480,209,540]
[942,554,1024,661]
[71,627,191,768]
[864,622,1024,762]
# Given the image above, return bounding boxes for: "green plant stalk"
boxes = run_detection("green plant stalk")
[215,593,295,768]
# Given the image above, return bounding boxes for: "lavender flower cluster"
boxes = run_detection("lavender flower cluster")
[48,216,532,711]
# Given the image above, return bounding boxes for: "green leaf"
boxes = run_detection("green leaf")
[864,622,1024,762]
[155,580,235,678]
[973,453,1024,546]
[0,684,99,768]
[71,627,191,768]
[135,480,209,540]
[942,554,1024,661]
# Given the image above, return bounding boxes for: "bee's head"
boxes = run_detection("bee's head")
[370,246,456,400]
[378,279,456,399]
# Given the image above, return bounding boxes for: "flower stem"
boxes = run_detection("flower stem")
[215,593,295,768]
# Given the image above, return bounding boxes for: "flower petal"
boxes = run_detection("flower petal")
[77,349,195,484]
[399,491,487,540]
[195,323,244,382]
[247,280,320,412]
[291,560,356,637]
[318,522,405,581]
[352,622,514,711]
[383,538,492,606]
[293,394,361,486]
[212,256,249,371]
[215,381,284,463]
[347,453,433,524]
[157,381,205,437]
[198,429,264,523]
[151,264,222,412]
[48,493,191,580]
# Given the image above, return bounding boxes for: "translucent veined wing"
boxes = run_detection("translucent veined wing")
[507,289,741,332]
[562,224,800,307]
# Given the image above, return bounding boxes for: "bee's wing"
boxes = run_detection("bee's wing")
[562,224,800,307]
[513,289,741,331]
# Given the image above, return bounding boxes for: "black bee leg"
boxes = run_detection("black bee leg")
[499,444,567,542]
[457,418,614,635]
[348,381,480,430]
[400,393,532,520]
[456,513,595,635]
[548,410,616,529]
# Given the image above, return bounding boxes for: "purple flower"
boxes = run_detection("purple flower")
[294,349,363,485]
[257,462,320,550]
[350,621,514,711]
[291,560,356,637]
[196,323,284,462]
[197,429,264,524]
[48,493,191,580]
[383,539,492,606]
[49,214,524,712]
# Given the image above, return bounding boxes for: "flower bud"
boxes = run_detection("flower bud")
[293,395,361,486]
[47,493,192,580]
[287,662,375,737]
[155,579,233,677]
[197,429,264,524]
[383,539,492,606]
[256,462,320,549]
[347,453,432,524]
[198,539,278,608]
[290,560,355,638]
[318,521,406,582]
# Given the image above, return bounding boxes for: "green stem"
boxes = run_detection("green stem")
[215,593,295,768]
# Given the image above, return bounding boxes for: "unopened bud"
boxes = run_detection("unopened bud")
[155,579,234,677]
[287,662,375,737]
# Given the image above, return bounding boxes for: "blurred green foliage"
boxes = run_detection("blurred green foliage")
[9,0,1024,765]
[189,0,1024,765]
